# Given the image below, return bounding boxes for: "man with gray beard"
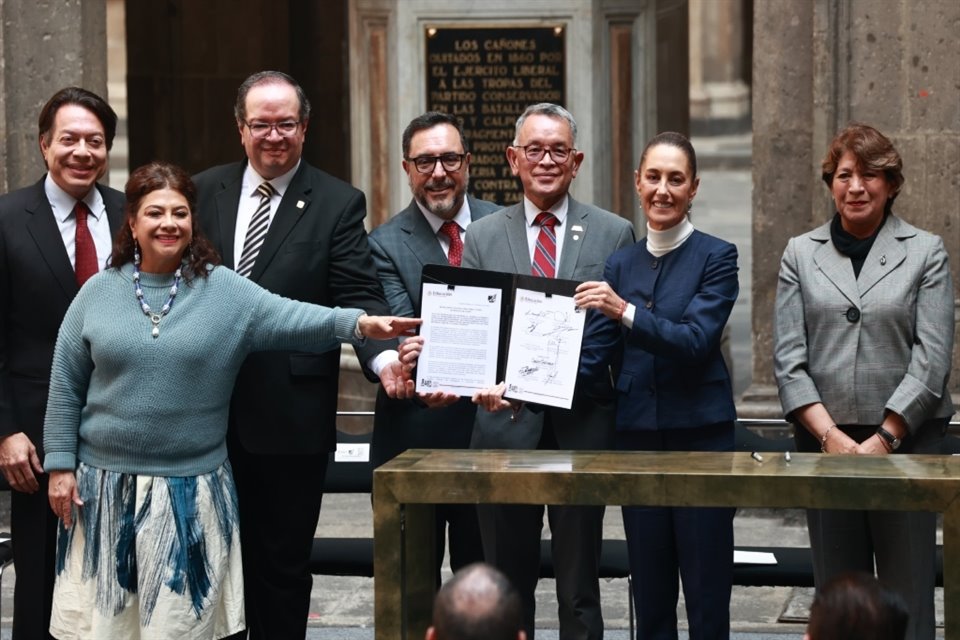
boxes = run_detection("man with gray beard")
[368,111,499,587]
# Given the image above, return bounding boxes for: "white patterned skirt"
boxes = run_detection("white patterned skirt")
[49,461,245,640]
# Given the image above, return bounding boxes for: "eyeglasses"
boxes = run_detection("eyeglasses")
[513,145,575,164]
[406,153,466,174]
[244,121,301,139]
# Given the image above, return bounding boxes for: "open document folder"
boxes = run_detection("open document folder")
[416,264,585,409]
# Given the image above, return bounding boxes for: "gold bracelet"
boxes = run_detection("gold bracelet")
[820,424,836,453]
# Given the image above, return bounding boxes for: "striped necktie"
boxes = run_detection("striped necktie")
[237,182,276,278]
[531,212,558,278]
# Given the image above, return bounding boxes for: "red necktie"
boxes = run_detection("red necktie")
[74,201,98,286]
[439,221,463,267]
[531,212,558,278]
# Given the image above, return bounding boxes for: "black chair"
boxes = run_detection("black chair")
[308,430,376,577]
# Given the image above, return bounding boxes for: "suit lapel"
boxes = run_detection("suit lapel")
[857,216,909,297]
[98,184,124,235]
[249,165,311,281]
[402,202,448,267]
[24,182,78,298]
[504,204,532,273]
[214,169,244,268]
[813,240,860,306]
[557,197,586,280]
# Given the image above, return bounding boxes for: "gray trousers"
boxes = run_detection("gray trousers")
[796,418,946,640]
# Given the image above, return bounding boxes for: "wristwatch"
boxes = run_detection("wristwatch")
[876,426,901,451]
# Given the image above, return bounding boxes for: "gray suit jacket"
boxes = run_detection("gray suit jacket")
[367,196,500,464]
[462,196,635,449]
[368,196,500,317]
[774,214,955,433]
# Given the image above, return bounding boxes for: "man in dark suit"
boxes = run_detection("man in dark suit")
[368,111,498,586]
[193,71,403,639]
[462,103,634,639]
[0,87,124,640]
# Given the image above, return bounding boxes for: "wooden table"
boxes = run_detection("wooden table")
[373,449,960,639]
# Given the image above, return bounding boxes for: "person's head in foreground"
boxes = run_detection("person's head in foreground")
[805,571,908,640]
[426,563,527,640]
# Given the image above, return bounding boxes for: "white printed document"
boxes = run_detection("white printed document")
[503,288,585,409]
[416,282,502,396]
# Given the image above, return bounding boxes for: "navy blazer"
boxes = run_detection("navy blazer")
[580,230,739,431]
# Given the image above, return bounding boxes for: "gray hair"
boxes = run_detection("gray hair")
[513,103,577,146]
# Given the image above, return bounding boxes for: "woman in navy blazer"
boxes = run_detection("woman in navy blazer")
[576,132,739,640]
[774,124,954,640]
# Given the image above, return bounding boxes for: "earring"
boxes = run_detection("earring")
[687,201,693,213]
[133,238,141,265]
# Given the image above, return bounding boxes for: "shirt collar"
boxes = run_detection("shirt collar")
[523,194,568,228]
[242,159,301,198]
[416,197,473,235]
[44,174,104,223]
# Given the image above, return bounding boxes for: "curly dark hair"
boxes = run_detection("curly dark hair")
[110,161,221,280]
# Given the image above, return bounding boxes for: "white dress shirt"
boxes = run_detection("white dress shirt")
[46,174,113,273]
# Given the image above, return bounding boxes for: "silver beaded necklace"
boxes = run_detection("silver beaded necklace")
[133,248,183,338]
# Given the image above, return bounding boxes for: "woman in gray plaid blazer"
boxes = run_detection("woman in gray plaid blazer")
[774,123,954,640]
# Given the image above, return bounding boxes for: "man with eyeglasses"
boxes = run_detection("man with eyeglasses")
[367,111,499,587]
[193,70,407,639]
[462,103,634,639]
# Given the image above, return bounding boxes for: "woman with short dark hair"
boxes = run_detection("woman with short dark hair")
[774,123,954,640]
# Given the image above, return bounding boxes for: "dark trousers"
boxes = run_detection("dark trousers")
[11,475,58,640]
[433,503,485,587]
[477,421,605,640]
[795,419,945,640]
[227,431,329,640]
[617,423,735,640]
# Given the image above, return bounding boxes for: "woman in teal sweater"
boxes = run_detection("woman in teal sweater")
[42,161,415,639]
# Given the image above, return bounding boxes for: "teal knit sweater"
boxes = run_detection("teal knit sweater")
[43,263,363,476]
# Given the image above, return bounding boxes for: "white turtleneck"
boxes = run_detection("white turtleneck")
[620,216,695,328]
[645,215,694,257]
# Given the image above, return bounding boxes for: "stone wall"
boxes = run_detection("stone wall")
[0,0,109,193]
[743,0,960,417]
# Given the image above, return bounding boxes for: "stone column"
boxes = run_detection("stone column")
[742,0,960,419]
[689,0,750,135]
[0,0,109,192]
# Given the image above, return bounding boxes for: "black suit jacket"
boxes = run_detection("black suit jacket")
[367,197,499,464]
[193,160,392,454]
[0,178,124,454]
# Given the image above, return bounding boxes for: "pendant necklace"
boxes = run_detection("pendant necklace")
[133,258,183,338]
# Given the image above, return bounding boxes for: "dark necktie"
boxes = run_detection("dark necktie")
[74,201,98,286]
[439,221,463,267]
[237,182,276,277]
[531,212,558,278]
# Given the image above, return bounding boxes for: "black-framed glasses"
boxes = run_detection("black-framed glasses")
[244,120,301,139]
[406,153,466,174]
[513,145,575,164]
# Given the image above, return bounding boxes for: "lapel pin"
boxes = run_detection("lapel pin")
[572,234,580,241]
[572,225,583,232]
[880,255,886,265]
[296,200,305,209]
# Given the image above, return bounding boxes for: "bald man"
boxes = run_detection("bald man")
[427,563,527,640]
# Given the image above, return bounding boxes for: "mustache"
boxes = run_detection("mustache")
[425,178,456,190]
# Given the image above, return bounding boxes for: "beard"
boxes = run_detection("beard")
[412,175,467,219]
